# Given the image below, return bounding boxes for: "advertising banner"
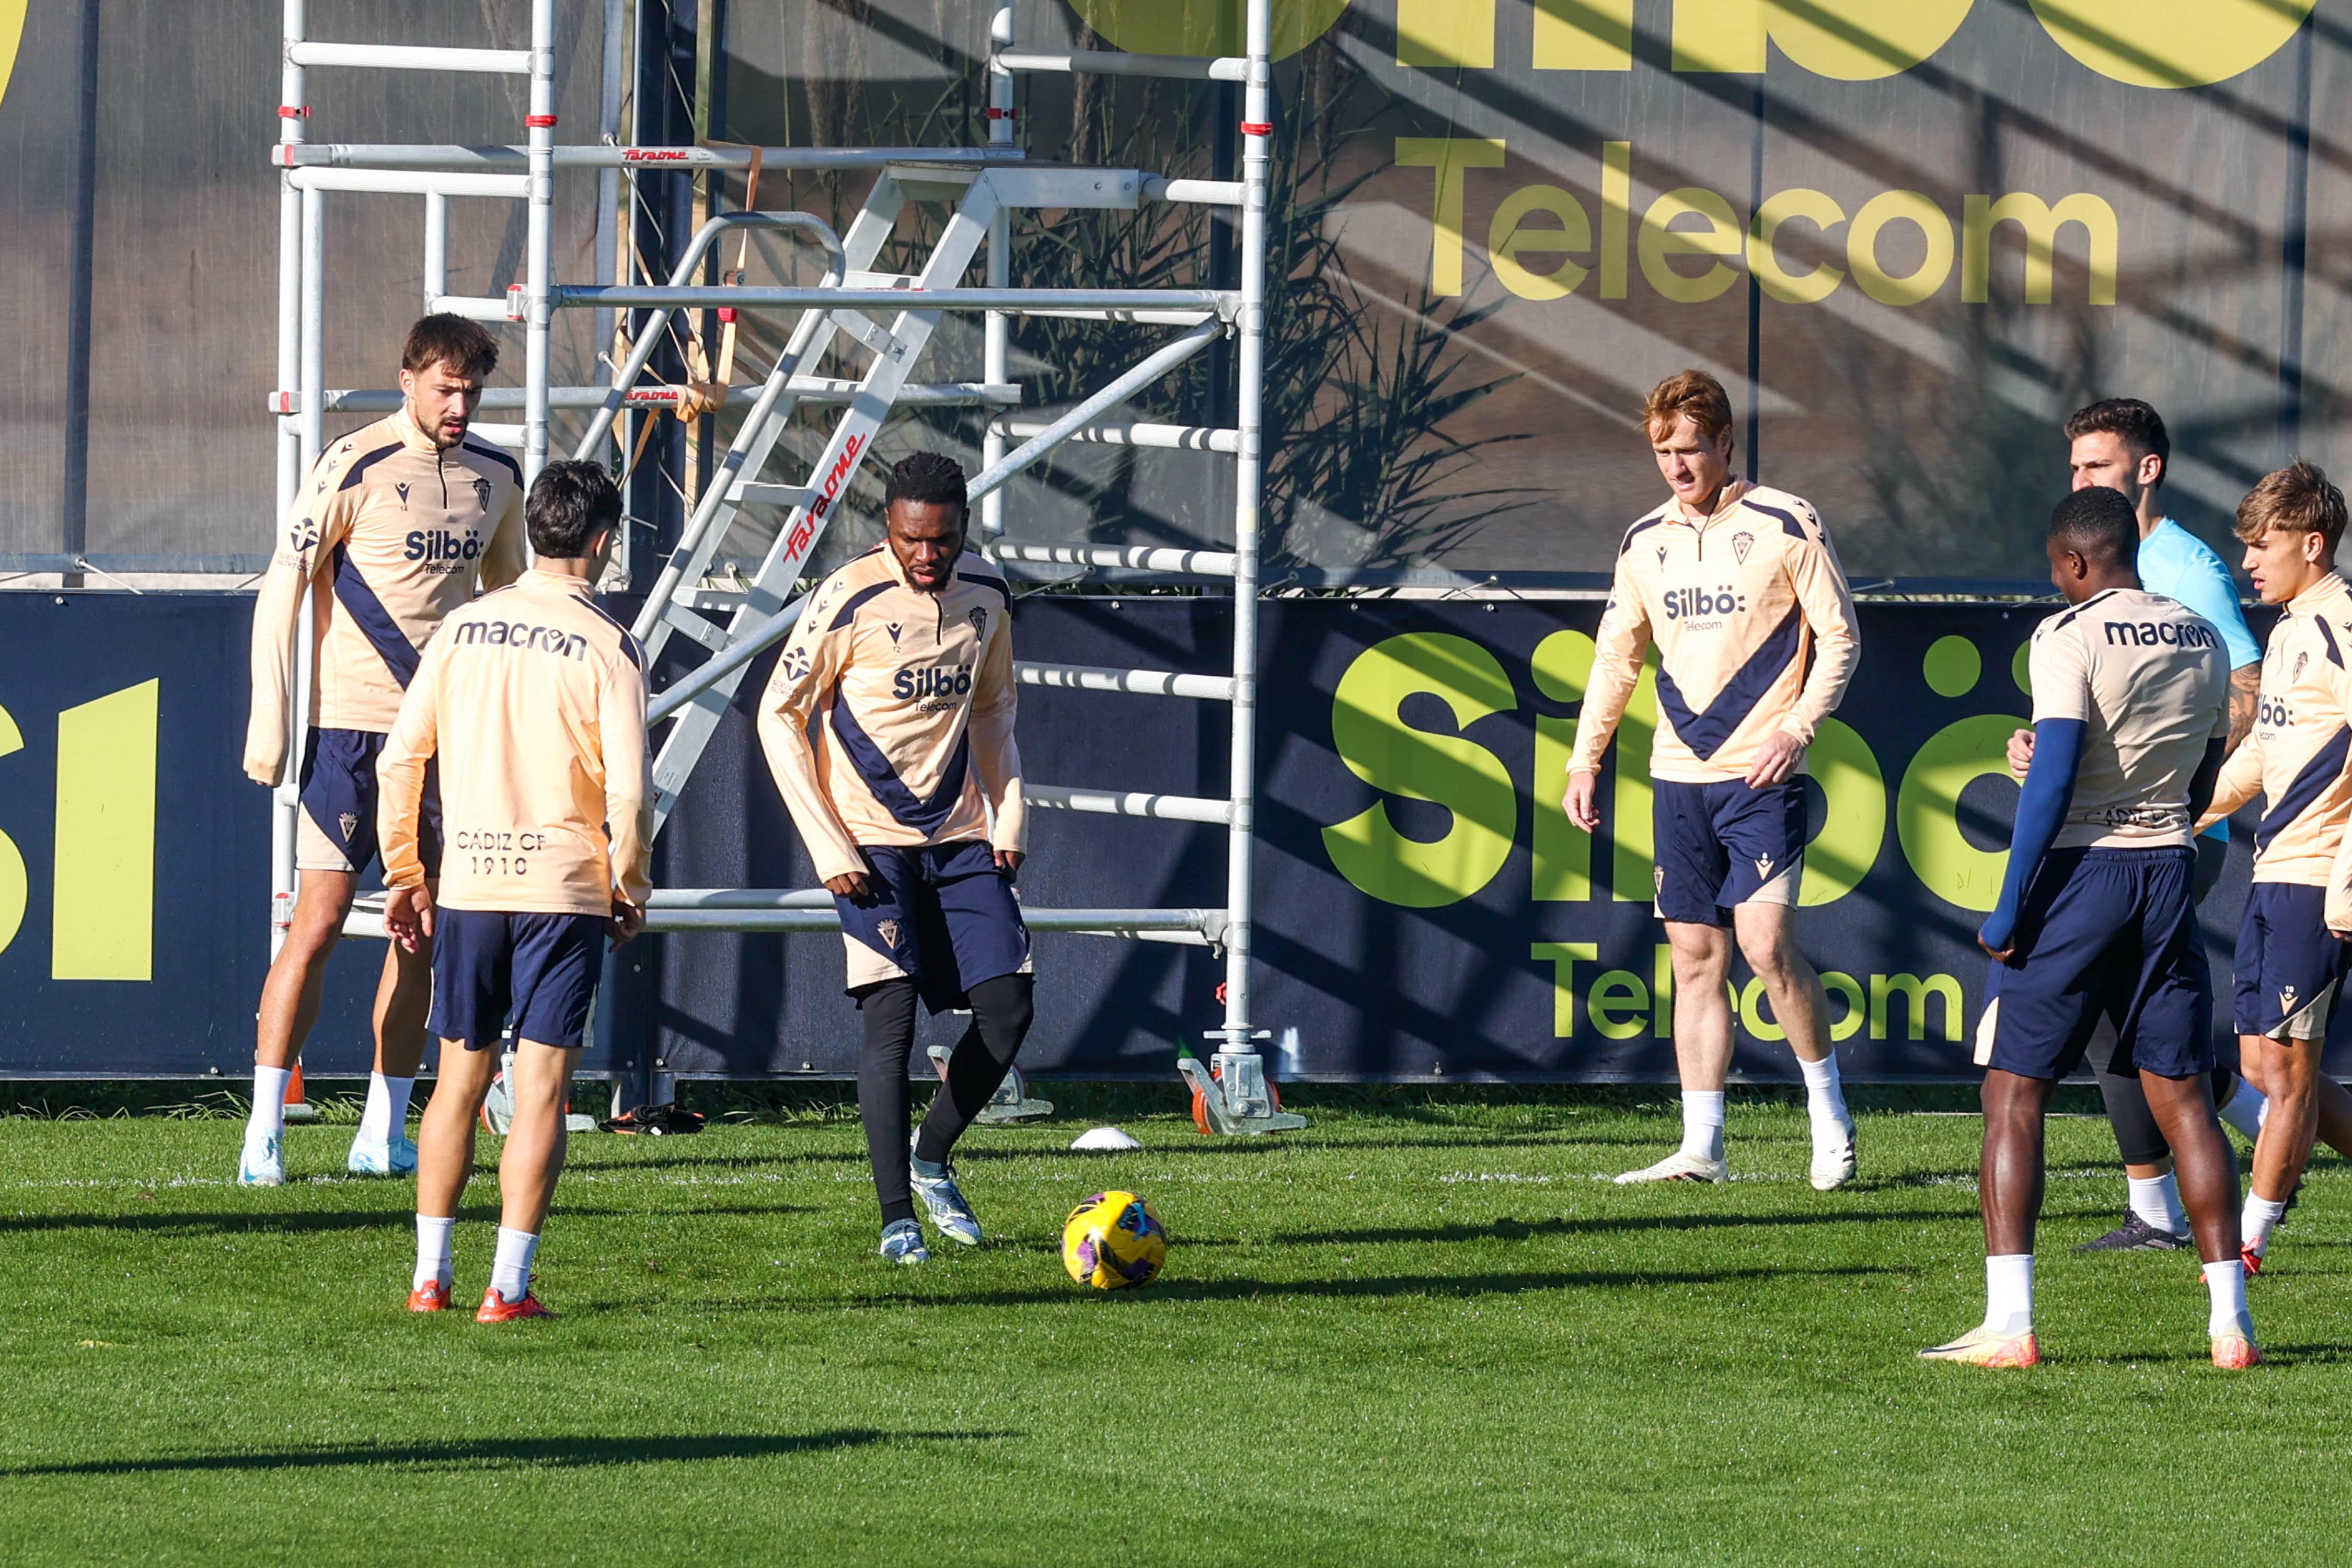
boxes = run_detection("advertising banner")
[0,591,2314,1082]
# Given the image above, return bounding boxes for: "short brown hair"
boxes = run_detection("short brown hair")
[1643,370,1733,445]
[2235,459,2348,552]
[401,313,499,378]
[2065,398,2170,489]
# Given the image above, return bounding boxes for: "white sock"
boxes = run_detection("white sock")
[248,1066,293,1140]
[1679,1090,1726,1161]
[414,1214,454,1292]
[2218,1080,2267,1142]
[1985,1253,2034,1336]
[1798,1053,1852,1137]
[358,1073,417,1146]
[2242,1193,2288,1258]
[2205,1258,2250,1337]
[491,1226,540,1304]
[2127,1172,2187,1235]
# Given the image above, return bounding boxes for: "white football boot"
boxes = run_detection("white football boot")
[1809,1121,1859,1191]
[238,1129,285,1187]
[346,1133,419,1177]
[1613,1149,1730,1184]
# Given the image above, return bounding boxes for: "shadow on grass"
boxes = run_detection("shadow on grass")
[1,1428,1016,1478]
[0,1202,817,1237]
[665,1261,1908,1316]
[1265,1209,1968,1246]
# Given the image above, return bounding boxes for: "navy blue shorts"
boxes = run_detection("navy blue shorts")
[297,727,440,878]
[1651,778,1806,926]
[835,841,1030,1013]
[2234,882,2352,1041]
[1980,847,2212,1080]
[428,908,605,1052]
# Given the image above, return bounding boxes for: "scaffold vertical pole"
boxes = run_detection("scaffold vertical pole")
[1192,0,1302,1133]
[523,0,557,487]
[270,0,307,958]
[979,8,1015,539]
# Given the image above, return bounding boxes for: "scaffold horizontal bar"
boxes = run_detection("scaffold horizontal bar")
[287,167,528,198]
[1142,176,1243,206]
[1024,785,1233,824]
[651,889,832,909]
[556,285,1235,316]
[286,42,534,74]
[0,553,269,577]
[989,541,1239,576]
[279,144,1028,171]
[631,906,1222,937]
[430,293,522,320]
[989,418,1238,453]
[281,382,1018,416]
[1016,661,1237,700]
[1015,307,1217,325]
[468,422,524,447]
[644,596,807,724]
[995,49,1248,82]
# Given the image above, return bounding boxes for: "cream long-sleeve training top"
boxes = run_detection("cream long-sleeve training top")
[2209,571,2352,925]
[245,407,526,784]
[756,546,1024,883]
[377,570,651,917]
[1568,481,1861,785]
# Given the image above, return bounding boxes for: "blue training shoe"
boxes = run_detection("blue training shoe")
[347,1133,419,1177]
[908,1148,983,1247]
[879,1218,930,1264]
[238,1131,285,1187]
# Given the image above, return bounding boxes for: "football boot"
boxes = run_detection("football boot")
[476,1287,554,1323]
[1613,1150,1730,1184]
[908,1147,983,1246]
[1918,1327,2040,1368]
[879,1218,930,1264]
[238,1131,285,1188]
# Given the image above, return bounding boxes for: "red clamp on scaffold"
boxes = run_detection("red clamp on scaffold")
[986,106,1018,120]
[1241,121,1272,136]
[526,114,558,128]
[268,392,296,414]
[505,284,525,321]
[279,104,309,119]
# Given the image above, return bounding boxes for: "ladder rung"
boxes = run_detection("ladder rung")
[995,49,1249,83]
[991,540,1239,578]
[287,41,534,74]
[732,482,811,509]
[829,309,903,356]
[1016,661,1236,701]
[786,378,1020,407]
[843,270,923,289]
[661,604,730,651]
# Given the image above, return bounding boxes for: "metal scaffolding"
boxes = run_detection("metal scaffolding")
[269,0,1302,1133]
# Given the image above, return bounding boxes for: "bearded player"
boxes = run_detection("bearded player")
[757,453,1032,1264]
[1924,487,2250,1370]
[240,315,525,1185]
[2201,460,2352,1277]
[1565,370,1862,1189]
[2046,399,2270,1252]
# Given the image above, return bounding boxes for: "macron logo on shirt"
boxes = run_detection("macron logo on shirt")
[451,619,591,660]
[2102,620,2218,650]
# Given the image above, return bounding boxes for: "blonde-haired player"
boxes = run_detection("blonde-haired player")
[1565,370,1862,1187]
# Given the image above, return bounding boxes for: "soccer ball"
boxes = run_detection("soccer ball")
[1060,1191,1167,1289]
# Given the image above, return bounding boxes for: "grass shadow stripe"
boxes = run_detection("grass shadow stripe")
[0,1429,1019,1478]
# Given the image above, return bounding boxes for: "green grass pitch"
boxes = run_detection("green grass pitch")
[5,1092,2350,1566]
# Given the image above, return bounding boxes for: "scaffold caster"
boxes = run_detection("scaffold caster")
[927,1046,1055,1123]
[1181,1051,1306,1136]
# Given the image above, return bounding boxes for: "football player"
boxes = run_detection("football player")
[1565,371,1862,1189]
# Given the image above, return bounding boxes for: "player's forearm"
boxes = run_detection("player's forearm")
[1984,720,2083,948]
[243,563,306,783]
[1565,660,1640,774]
[1778,596,1861,746]
[2227,665,2259,752]
[971,716,1027,851]
[755,706,866,881]
[2206,738,2263,824]
[376,750,431,891]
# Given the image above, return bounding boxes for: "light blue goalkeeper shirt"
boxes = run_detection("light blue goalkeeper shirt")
[2140,516,2261,840]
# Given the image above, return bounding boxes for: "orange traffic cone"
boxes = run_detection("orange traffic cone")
[281,1061,319,1123]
